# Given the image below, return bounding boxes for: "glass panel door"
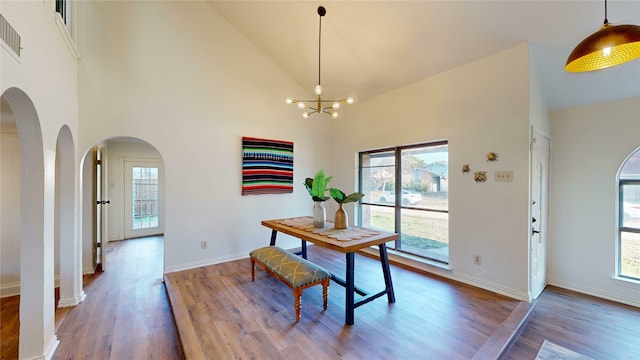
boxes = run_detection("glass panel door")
[132,167,159,230]
[124,161,163,239]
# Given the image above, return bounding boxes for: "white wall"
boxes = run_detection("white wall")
[329,44,532,299]
[550,97,640,306]
[1,0,80,357]
[76,1,329,271]
[528,46,550,135]
[0,129,21,297]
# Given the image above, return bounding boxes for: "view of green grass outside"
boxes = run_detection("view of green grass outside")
[621,231,640,279]
[365,204,449,262]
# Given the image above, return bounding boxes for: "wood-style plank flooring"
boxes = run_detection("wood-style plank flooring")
[52,236,184,360]
[503,286,640,359]
[166,245,522,360]
[2,236,639,359]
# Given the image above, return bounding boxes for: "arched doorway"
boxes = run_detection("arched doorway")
[1,88,58,358]
[56,125,85,308]
[81,137,165,274]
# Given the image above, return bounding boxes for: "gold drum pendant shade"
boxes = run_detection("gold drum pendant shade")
[566,22,640,72]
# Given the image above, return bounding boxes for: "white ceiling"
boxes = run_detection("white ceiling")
[207,0,640,110]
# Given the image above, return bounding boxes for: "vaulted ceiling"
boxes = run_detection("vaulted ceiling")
[207,1,640,110]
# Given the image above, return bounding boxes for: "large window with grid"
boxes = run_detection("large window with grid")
[619,148,640,280]
[359,141,449,263]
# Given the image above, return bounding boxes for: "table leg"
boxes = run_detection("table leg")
[345,251,355,325]
[269,230,277,246]
[378,243,396,303]
[301,240,307,259]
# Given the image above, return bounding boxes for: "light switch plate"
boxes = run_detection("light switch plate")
[495,171,513,182]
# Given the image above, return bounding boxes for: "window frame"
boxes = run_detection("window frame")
[358,140,449,263]
[618,178,640,281]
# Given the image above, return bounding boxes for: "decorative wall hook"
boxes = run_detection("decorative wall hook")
[486,152,499,162]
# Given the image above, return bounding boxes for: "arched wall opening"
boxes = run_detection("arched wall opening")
[56,125,83,307]
[1,87,58,359]
[80,137,166,275]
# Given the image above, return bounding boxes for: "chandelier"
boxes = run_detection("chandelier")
[566,0,640,72]
[286,6,354,118]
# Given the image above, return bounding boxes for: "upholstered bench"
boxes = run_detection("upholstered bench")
[250,246,330,322]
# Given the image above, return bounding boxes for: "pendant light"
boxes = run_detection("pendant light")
[566,0,640,72]
[286,6,354,118]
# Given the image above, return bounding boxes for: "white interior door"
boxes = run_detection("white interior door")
[124,161,163,239]
[530,130,550,299]
[95,147,108,271]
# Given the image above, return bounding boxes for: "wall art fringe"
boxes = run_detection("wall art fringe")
[242,137,294,195]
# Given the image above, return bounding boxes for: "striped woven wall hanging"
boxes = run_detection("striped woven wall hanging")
[242,137,294,195]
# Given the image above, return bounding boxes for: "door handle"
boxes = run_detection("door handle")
[96,200,111,205]
[532,229,540,235]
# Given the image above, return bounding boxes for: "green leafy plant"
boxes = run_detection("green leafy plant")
[304,169,332,202]
[329,188,365,204]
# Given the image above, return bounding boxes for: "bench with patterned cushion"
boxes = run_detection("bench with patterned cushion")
[250,246,330,322]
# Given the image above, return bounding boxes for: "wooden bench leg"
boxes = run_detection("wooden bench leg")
[293,288,302,323]
[322,279,329,310]
[250,258,256,282]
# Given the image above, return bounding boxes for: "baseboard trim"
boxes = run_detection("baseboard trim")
[164,252,248,274]
[0,281,20,298]
[360,247,530,301]
[548,280,640,308]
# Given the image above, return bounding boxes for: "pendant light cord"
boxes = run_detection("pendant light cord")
[604,0,609,25]
[318,10,322,87]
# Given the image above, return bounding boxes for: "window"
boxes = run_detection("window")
[359,141,449,263]
[56,0,67,24]
[618,148,640,280]
[55,0,73,37]
[132,167,159,230]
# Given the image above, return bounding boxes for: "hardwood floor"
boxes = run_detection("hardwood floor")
[52,236,184,360]
[503,286,640,359]
[2,237,639,359]
[0,294,19,359]
[165,245,522,359]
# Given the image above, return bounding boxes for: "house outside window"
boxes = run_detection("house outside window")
[619,148,640,281]
[359,141,449,263]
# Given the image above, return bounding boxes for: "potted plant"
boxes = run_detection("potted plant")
[304,169,332,228]
[329,188,365,229]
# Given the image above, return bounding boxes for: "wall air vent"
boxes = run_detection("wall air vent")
[0,14,21,57]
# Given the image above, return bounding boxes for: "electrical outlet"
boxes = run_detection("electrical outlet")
[201,240,208,249]
[495,171,513,182]
[474,255,481,265]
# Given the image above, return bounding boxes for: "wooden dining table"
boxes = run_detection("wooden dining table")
[261,216,398,325]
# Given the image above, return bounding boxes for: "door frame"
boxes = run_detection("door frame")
[529,127,551,300]
[123,159,164,239]
[94,146,108,271]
